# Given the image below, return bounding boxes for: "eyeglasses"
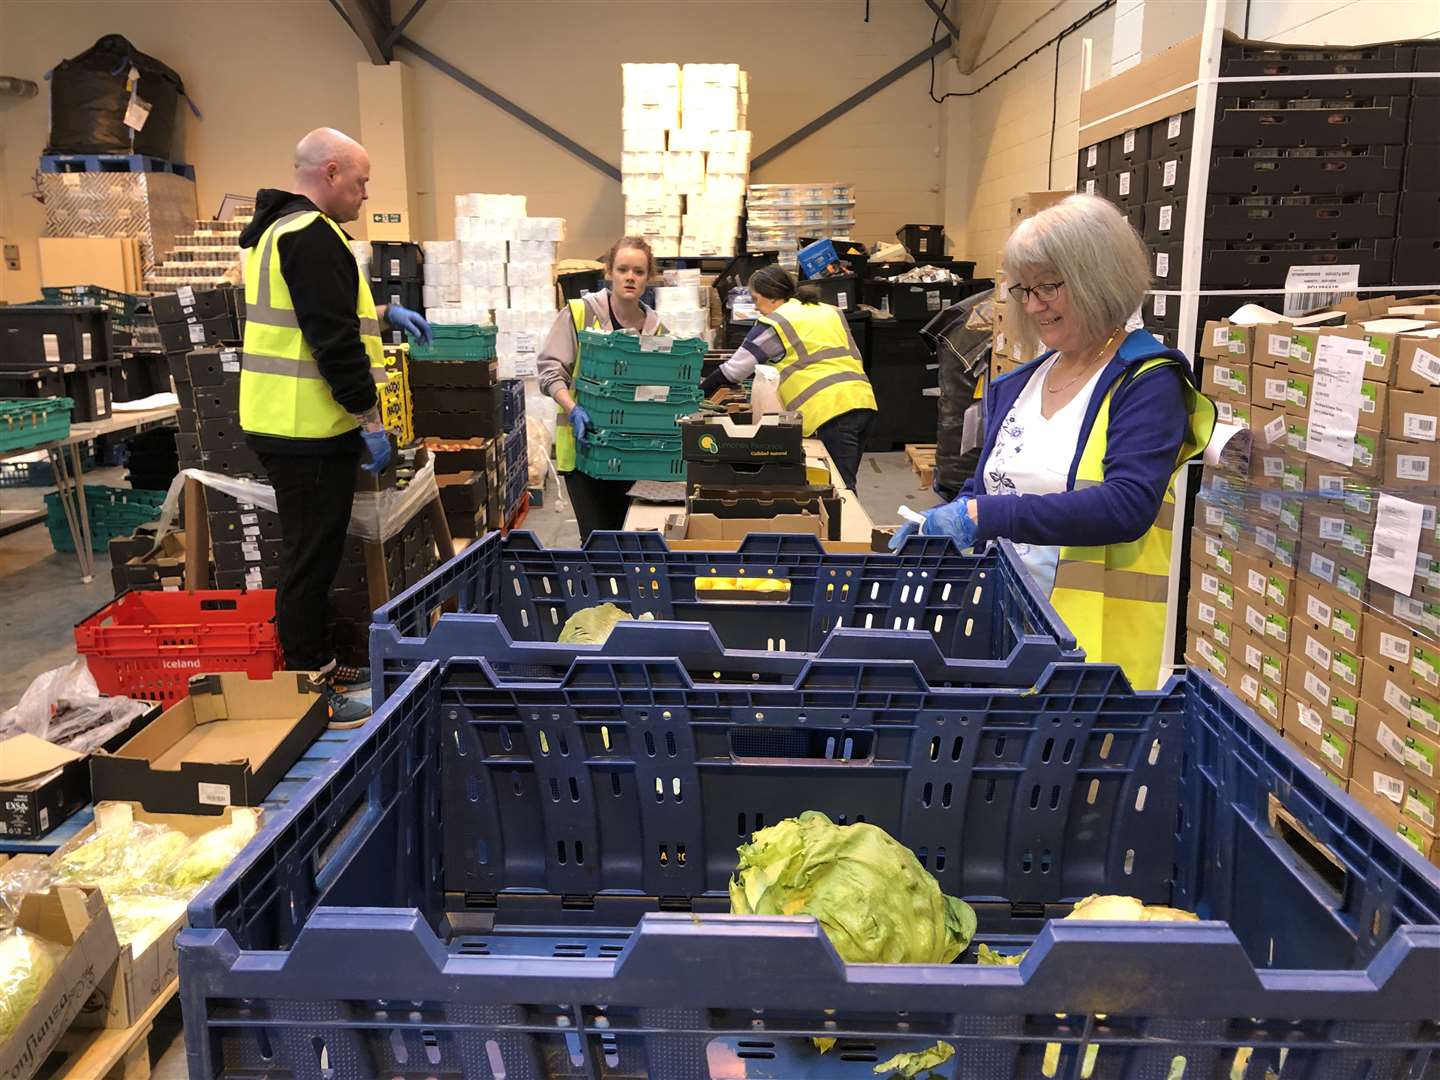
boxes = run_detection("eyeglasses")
[1008,281,1065,304]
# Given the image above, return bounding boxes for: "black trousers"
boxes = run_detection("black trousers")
[564,469,631,542]
[815,407,876,491]
[257,449,359,671]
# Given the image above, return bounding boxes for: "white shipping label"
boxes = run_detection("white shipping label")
[1118,171,1131,196]
[1310,552,1336,581]
[1408,795,1437,829]
[82,332,92,361]
[1205,506,1225,527]
[1265,377,1288,401]
[1306,594,1333,626]
[1156,252,1170,277]
[639,336,676,353]
[242,526,260,539]
[1411,347,1440,384]
[1283,264,1359,318]
[1379,631,1411,664]
[1318,473,1344,496]
[1305,334,1367,466]
[1383,679,1413,720]
[222,356,241,373]
[1377,720,1408,764]
[389,258,402,276]
[1201,572,1219,595]
[43,333,60,363]
[1407,746,1434,778]
[123,93,151,132]
[1263,456,1285,478]
[1086,146,1098,168]
[1163,159,1178,188]
[839,291,850,310]
[197,782,233,807]
[1373,770,1405,804]
[634,384,671,403]
[1246,606,1266,636]
[1321,739,1344,770]
[1305,635,1333,671]
[240,513,258,525]
[1369,494,1425,595]
[1263,415,1287,445]
[1241,674,1260,701]
[1212,326,1231,348]
[94,388,105,415]
[1247,569,1265,595]
[1123,130,1136,154]
[513,332,537,353]
[1256,527,1277,554]
[1396,454,1431,481]
[189,323,206,344]
[1268,333,1291,359]
[926,291,941,312]
[1297,696,1325,732]
[1153,294,1167,317]
[1404,412,1438,441]
[1168,114,1183,138]
[1085,179,1097,196]
[177,285,195,305]
[1319,515,1346,541]
[1198,601,1217,625]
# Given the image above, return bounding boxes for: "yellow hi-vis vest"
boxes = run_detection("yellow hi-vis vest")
[239,210,386,440]
[1048,355,1217,690]
[554,298,603,473]
[758,299,876,436]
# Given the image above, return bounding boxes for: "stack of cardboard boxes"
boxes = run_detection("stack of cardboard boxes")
[1186,301,1440,867]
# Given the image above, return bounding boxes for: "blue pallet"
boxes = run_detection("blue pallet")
[40,153,196,179]
[179,659,1440,1079]
[367,531,1082,705]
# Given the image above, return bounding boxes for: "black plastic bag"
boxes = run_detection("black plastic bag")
[47,34,185,159]
[922,289,994,500]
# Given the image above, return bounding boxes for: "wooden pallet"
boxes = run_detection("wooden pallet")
[42,978,178,1080]
[904,443,937,490]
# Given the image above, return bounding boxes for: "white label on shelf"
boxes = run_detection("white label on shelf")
[1262,376,1285,402]
[123,93,151,132]
[1155,252,1170,277]
[1201,571,1219,595]
[1204,506,1225,529]
[1396,454,1431,481]
[1153,294,1167,317]
[1245,642,1262,672]
[1379,631,1411,664]
[389,257,401,277]
[242,525,260,539]
[639,336,675,353]
[1298,693,1326,730]
[1168,114,1183,139]
[1123,130,1136,154]
[1163,159,1178,188]
[1246,605,1266,636]
[634,384,671,403]
[241,542,262,561]
[1412,347,1440,384]
[1118,171,1131,197]
[197,782,232,807]
[1086,146,1098,168]
[1305,635,1333,671]
[1283,264,1359,317]
[1369,494,1425,594]
[1306,334,1367,466]
[1404,412,1437,441]
[1317,473,1343,497]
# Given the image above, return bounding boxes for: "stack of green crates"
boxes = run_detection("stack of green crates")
[407,324,497,361]
[45,485,167,553]
[573,330,706,481]
[0,398,73,453]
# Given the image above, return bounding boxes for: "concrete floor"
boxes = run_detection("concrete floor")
[0,451,938,707]
[1,450,937,1075]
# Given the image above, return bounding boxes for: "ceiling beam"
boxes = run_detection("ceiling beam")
[923,0,960,39]
[954,0,1002,74]
[384,0,432,51]
[333,0,393,64]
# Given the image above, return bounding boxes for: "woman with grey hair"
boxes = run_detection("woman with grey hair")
[892,194,1215,689]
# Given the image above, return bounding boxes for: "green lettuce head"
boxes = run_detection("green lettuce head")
[729,811,976,964]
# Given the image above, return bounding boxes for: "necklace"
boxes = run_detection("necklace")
[1045,327,1121,395]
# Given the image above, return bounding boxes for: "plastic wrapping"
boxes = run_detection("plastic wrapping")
[0,929,64,1042]
[751,364,784,416]
[0,658,153,753]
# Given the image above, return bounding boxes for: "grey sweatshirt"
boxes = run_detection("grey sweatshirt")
[536,289,666,398]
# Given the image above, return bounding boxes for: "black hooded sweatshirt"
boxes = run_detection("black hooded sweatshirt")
[239,189,377,456]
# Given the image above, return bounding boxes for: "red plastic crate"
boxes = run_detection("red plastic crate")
[74,589,283,705]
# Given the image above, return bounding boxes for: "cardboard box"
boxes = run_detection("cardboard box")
[1195,530,1236,579]
[1282,370,1313,418]
[1233,550,1295,617]
[1316,325,1399,384]
[1357,692,1440,792]
[1190,557,1236,611]
[47,802,261,1029]
[0,734,92,842]
[89,671,328,815]
[1297,540,1369,605]
[1010,191,1070,227]
[679,411,805,464]
[1212,398,1251,429]
[1234,626,1287,692]
[1294,578,1364,648]
[1187,591,1235,653]
[1352,742,1440,840]
[1363,609,1440,697]
[1290,616,1362,692]
[0,887,120,1080]
[1254,324,1299,368]
[1388,386,1440,443]
[1283,689,1354,778]
[1363,657,1440,742]
[1184,629,1229,682]
[1286,652,1360,732]
[1250,365,1291,409]
[1394,333,1440,393]
[682,510,825,542]
[1199,321,1254,363]
[1385,436,1440,492]
[1201,358,1250,404]
[1233,666,1283,729]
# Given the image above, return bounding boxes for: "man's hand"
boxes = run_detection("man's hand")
[387,303,432,345]
[361,429,392,474]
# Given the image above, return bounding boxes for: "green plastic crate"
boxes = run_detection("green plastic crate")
[40,285,142,327]
[575,431,684,481]
[576,329,707,383]
[45,485,167,552]
[574,375,703,435]
[407,324,497,361]
[0,398,73,453]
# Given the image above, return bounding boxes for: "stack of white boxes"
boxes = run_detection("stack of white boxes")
[621,63,750,259]
[745,184,858,271]
[654,270,709,342]
[449,193,567,375]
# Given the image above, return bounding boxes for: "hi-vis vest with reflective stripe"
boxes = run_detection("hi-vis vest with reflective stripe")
[758,299,875,436]
[554,298,604,473]
[239,210,386,440]
[1048,354,1216,691]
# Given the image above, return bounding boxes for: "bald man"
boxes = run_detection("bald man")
[238,127,429,722]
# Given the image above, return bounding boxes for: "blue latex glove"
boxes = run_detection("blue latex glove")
[888,496,978,552]
[360,429,392,474]
[570,405,593,445]
[387,303,432,345]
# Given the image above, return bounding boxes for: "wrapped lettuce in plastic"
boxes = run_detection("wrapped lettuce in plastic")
[167,814,258,891]
[0,929,63,1042]
[729,811,976,964]
[107,893,190,955]
[53,821,190,892]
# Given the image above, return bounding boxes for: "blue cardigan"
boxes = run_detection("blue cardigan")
[961,329,1198,548]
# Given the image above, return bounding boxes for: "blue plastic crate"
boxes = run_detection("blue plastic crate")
[40,153,196,179]
[500,378,526,432]
[179,660,1440,1079]
[368,531,1080,706]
